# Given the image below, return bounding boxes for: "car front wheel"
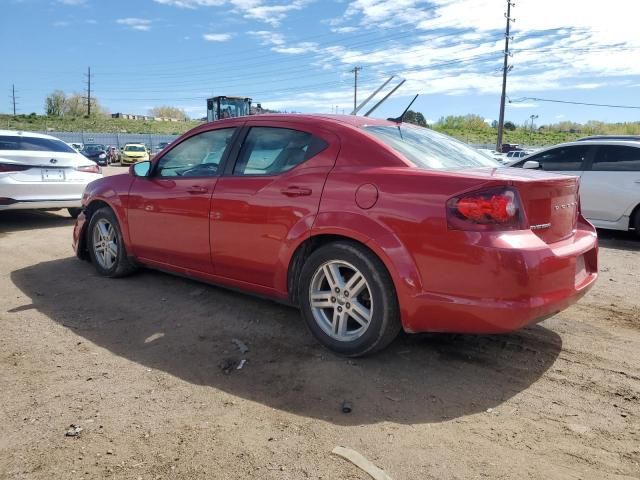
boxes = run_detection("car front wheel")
[299,241,401,357]
[87,207,137,278]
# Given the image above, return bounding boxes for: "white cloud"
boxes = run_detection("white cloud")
[203,32,232,41]
[52,20,70,27]
[574,83,602,90]
[153,0,311,26]
[116,17,153,31]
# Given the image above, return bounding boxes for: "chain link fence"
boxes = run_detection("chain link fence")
[37,131,180,153]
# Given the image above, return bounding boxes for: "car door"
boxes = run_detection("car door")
[210,121,339,289]
[127,127,239,273]
[580,144,640,223]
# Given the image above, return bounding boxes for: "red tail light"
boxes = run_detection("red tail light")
[447,187,524,231]
[76,164,101,174]
[0,163,31,173]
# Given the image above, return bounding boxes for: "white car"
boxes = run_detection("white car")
[0,130,102,218]
[504,150,528,161]
[66,142,84,152]
[508,140,640,236]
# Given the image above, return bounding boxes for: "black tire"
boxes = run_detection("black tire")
[298,241,401,357]
[633,208,640,239]
[87,207,137,278]
[67,208,82,219]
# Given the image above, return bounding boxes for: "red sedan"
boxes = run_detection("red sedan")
[73,115,598,356]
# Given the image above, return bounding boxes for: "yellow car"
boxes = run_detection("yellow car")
[121,143,150,165]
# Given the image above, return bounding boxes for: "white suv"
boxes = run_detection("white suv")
[508,140,640,236]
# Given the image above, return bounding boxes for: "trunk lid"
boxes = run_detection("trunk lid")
[0,150,93,168]
[453,167,580,243]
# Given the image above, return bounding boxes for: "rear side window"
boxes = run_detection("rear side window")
[0,135,76,153]
[592,145,640,171]
[528,146,589,171]
[233,127,325,176]
[364,125,498,170]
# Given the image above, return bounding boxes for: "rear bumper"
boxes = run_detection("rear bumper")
[402,219,598,334]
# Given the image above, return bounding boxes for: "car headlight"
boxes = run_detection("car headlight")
[99,153,106,158]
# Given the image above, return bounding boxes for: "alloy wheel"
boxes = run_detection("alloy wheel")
[92,218,118,270]
[308,260,373,342]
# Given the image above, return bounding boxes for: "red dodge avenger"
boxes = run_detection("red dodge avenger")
[73,115,598,356]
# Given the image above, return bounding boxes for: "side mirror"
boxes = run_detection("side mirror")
[130,160,151,177]
[523,160,540,169]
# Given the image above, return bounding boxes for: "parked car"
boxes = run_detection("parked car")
[577,135,640,142]
[0,130,102,218]
[107,146,120,164]
[120,143,149,165]
[508,140,640,236]
[81,143,108,166]
[73,115,598,356]
[505,150,528,160]
[66,142,83,152]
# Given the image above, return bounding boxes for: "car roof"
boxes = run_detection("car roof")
[0,129,63,140]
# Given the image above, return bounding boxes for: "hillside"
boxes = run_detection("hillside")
[0,114,202,135]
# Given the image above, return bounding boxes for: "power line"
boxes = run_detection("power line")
[496,0,515,152]
[511,97,640,109]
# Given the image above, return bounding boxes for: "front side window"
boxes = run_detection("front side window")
[156,128,235,177]
[592,145,640,171]
[0,135,77,153]
[527,146,589,171]
[364,125,498,170]
[233,127,314,176]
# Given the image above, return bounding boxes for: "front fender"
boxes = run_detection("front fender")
[82,175,134,250]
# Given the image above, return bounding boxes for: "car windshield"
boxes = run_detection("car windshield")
[364,125,499,170]
[125,145,146,152]
[0,135,77,153]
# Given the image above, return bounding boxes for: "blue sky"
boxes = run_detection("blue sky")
[3,0,640,125]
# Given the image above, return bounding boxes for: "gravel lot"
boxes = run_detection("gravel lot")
[1,169,639,479]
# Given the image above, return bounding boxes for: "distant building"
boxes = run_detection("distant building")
[111,113,155,121]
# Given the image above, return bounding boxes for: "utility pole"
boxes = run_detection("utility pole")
[351,66,362,115]
[496,0,514,152]
[84,66,92,116]
[529,114,538,144]
[10,84,17,116]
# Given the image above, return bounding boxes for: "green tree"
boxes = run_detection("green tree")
[504,121,516,131]
[45,90,66,117]
[149,106,188,120]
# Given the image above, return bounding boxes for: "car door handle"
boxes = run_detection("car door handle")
[281,186,312,197]
[187,185,208,194]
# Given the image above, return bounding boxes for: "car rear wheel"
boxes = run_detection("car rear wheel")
[67,208,82,219]
[87,207,137,278]
[299,241,401,357]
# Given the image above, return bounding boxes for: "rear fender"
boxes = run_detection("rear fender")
[311,211,424,326]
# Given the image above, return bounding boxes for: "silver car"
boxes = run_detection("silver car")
[0,130,102,218]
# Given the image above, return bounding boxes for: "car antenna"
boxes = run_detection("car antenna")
[387,94,419,123]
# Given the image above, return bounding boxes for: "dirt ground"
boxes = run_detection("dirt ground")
[1,174,639,479]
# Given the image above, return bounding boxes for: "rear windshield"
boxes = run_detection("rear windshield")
[125,145,146,152]
[0,135,76,153]
[364,125,499,170]
[84,144,105,152]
